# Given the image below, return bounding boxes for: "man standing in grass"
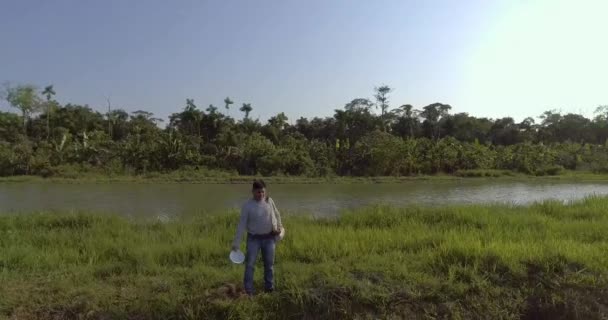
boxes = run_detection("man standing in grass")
[232,180,284,295]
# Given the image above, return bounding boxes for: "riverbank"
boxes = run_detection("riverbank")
[1,198,607,319]
[2,169,608,184]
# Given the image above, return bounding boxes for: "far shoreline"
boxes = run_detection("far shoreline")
[2,170,608,184]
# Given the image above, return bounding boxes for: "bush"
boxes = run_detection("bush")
[454,169,513,177]
[534,165,564,176]
[51,164,95,179]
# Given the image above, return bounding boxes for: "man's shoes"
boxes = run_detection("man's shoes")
[264,287,274,293]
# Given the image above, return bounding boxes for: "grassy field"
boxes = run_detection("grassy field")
[1,198,608,319]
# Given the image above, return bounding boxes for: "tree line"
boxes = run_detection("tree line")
[2,83,608,177]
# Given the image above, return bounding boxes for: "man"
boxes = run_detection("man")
[232,180,284,295]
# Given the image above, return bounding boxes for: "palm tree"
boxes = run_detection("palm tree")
[42,85,56,139]
[224,97,234,118]
[240,103,252,120]
[206,104,218,114]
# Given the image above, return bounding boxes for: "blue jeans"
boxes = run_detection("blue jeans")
[244,234,276,294]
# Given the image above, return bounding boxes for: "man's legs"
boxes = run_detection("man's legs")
[244,235,261,294]
[260,238,276,292]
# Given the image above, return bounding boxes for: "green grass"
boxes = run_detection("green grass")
[2,198,608,319]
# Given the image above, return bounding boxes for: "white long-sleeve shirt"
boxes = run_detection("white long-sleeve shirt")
[232,197,283,248]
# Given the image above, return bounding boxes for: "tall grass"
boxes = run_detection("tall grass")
[1,198,608,319]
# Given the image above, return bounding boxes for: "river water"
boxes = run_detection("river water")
[1,180,607,218]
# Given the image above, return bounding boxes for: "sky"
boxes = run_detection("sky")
[1,0,607,124]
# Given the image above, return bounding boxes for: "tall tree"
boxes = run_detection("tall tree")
[3,84,42,134]
[187,99,201,136]
[240,103,253,120]
[41,85,56,139]
[168,99,203,137]
[420,103,451,140]
[374,85,392,131]
[334,98,380,151]
[594,105,608,122]
[0,111,22,142]
[392,104,419,138]
[263,112,289,143]
[538,110,563,143]
[206,104,218,114]
[268,112,288,130]
[224,97,234,117]
[344,98,374,112]
[105,96,113,138]
[490,117,521,145]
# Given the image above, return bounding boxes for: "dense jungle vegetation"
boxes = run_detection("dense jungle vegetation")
[3,84,608,178]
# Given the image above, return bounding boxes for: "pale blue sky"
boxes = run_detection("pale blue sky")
[1,0,606,123]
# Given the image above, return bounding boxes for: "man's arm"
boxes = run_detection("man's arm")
[232,205,248,250]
